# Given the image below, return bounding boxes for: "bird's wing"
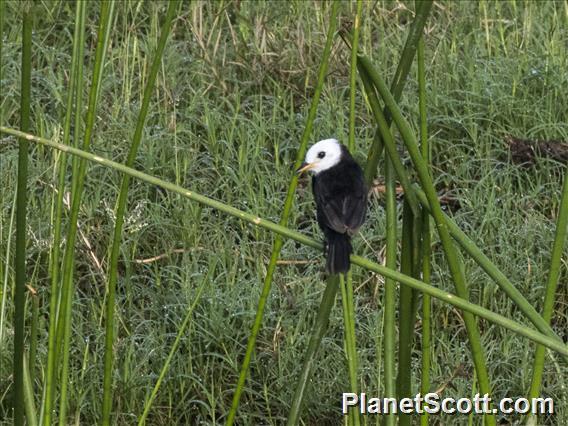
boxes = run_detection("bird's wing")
[342,192,367,235]
[316,185,366,235]
[319,197,349,233]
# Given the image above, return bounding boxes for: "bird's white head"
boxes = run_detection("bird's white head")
[297,138,342,175]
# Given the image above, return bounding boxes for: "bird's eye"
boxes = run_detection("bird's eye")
[317,151,326,159]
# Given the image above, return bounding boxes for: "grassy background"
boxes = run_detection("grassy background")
[1,0,567,424]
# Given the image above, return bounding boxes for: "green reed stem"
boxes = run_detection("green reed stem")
[383,157,397,426]
[1,127,567,358]
[357,65,419,215]
[362,56,496,424]
[227,2,340,424]
[0,192,16,349]
[397,200,416,426]
[348,0,362,151]
[102,2,178,424]
[340,273,360,426]
[528,171,568,398]
[29,291,39,386]
[344,3,362,424]
[362,0,433,183]
[43,3,86,423]
[417,36,432,426]
[389,0,433,106]
[287,275,340,426]
[14,7,32,425]
[57,3,115,424]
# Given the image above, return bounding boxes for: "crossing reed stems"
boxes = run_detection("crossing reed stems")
[2,126,567,357]
[42,2,86,422]
[362,0,433,183]
[359,55,496,425]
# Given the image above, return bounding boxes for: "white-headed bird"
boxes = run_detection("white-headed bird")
[297,138,367,274]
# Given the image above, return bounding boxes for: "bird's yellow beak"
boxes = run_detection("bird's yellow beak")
[296,162,316,175]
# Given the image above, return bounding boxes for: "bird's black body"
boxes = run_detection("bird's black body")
[312,145,367,274]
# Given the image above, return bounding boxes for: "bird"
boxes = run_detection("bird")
[297,138,367,274]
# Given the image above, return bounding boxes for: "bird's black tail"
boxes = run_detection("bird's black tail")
[325,232,352,274]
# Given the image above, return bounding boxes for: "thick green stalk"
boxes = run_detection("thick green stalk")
[413,186,563,346]
[357,65,419,215]
[43,3,86,423]
[362,0,433,182]
[340,273,360,426]
[383,158,397,426]
[397,201,416,426]
[419,214,432,426]
[528,172,568,399]
[57,3,115,424]
[102,2,179,424]
[348,0,362,151]
[2,127,567,357]
[362,56,495,424]
[417,37,432,426]
[14,7,32,425]
[389,1,433,105]
[344,3,362,425]
[138,264,210,425]
[287,275,340,426]
[29,292,39,386]
[0,192,16,347]
[226,2,340,424]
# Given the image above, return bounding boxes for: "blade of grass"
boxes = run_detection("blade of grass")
[102,2,179,424]
[287,275,340,426]
[362,0,433,182]
[138,259,213,425]
[42,2,87,422]
[361,55,496,424]
[57,2,115,424]
[417,36,432,426]
[528,171,568,399]
[226,2,340,424]
[14,5,32,424]
[1,127,567,357]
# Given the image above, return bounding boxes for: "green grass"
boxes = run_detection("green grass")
[1,1,567,424]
